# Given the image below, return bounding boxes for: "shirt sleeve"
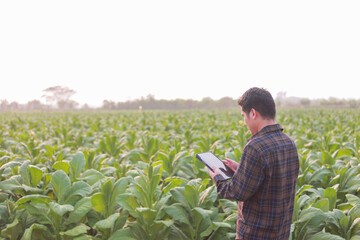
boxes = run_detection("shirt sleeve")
[214,144,265,201]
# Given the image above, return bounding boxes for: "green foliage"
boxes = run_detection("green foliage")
[0,109,359,239]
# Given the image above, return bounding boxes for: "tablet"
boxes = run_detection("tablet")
[196,152,234,180]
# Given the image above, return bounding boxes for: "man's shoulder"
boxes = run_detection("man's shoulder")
[246,129,296,153]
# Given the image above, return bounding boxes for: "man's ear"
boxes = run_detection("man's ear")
[250,108,257,119]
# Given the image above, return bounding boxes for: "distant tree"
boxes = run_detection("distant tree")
[348,99,358,108]
[276,92,287,101]
[276,91,287,107]
[102,100,116,110]
[81,103,92,110]
[42,86,78,109]
[9,101,20,110]
[146,94,155,101]
[57,100,79,110]
[200,97,215,109]
[0,100,9,110]
[26,100,44,111]
[300,98,311,108]
[217,97,237,108]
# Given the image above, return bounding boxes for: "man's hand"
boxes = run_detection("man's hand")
[206,165,221,181]
[224,158,239,172]
[207,158,239,182]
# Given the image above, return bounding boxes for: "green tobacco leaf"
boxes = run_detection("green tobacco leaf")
[64,181,92,204]
[50,170,71,204]
[70,152,86,180]
[60,224,89,237]
[167,224,189,240]
[44,173,52,188]
[309,231,345,240]
[170,187,187,208]
[154,193,171,212]
[199,185,217,208]
[309,168,332,184]
[349,217,360,238]
[219,199,238,215]
[163,177,187,195]
[193,207,213,238]
[333,209,347,221]
[0,205,9,222]
[335,149,355,158]
[130,178,148,207]
[49,202,74,217]
[135,207,157,226]
[117,193,140,217]
[348,205,360,223]
[350,236,360,240]
[165,204,190,225]
[91,193,106,216]
[20,223,48,240]
[322,151,335,166]
[28,166,43,187]
[312,198,330,212]
[0,175,23,191]
[1,218,22,240]
[0,161,22,171]
[78,169,105,185]
[94,213,119,230]
[19,160,31,186]
[324,187,337,211]
[52,161,70,174]
[109,228,137,240]
[112,177,130,200]
[213,222,232,228]
[65,197,92,225]
[193,207,213,219]
[155,219,174,227]
[296,185,314,196]
[296,207,327,224]
[91,178,124,218]
[346,194,360,206]
[102,178,113,196]
[185,185,198,208]
[149,174,161,195]
[91,177,125,217]
[16,194,51,206]
[73,236,101,240]
[23,202,50,218]
[339,216,350,233]
[21,184,43,193]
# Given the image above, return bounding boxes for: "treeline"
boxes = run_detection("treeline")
[275,96,360,109]
[1,96,360,111]
[0,96,238,111]
[102,95,237,110]
[1,86,360,111]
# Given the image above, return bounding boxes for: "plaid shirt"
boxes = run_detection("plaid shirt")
[214,124,299,240]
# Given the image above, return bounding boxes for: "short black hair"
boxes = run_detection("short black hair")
[237,87,276,119]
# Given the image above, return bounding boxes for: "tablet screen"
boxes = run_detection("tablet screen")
[196,152,234,179]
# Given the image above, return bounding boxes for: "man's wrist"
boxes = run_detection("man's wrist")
[214,174,225,183]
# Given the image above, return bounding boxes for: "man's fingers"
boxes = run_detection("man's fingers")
[211,166,216,171]
[224,159,238,171]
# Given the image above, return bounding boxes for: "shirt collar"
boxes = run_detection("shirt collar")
[248,124,283,142]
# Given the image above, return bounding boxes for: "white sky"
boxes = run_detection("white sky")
[1,0,359,107]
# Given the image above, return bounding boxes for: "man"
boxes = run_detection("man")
[207,87,299,240]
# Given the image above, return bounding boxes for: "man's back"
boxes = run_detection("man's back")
[209,87,299,240]
[215,124,299,239]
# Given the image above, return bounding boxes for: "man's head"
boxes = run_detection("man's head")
[238,87,276,134]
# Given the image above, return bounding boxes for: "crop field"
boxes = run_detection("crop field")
[0,109,359,240]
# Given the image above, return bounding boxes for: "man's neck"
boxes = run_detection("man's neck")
[256,119,276,133]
